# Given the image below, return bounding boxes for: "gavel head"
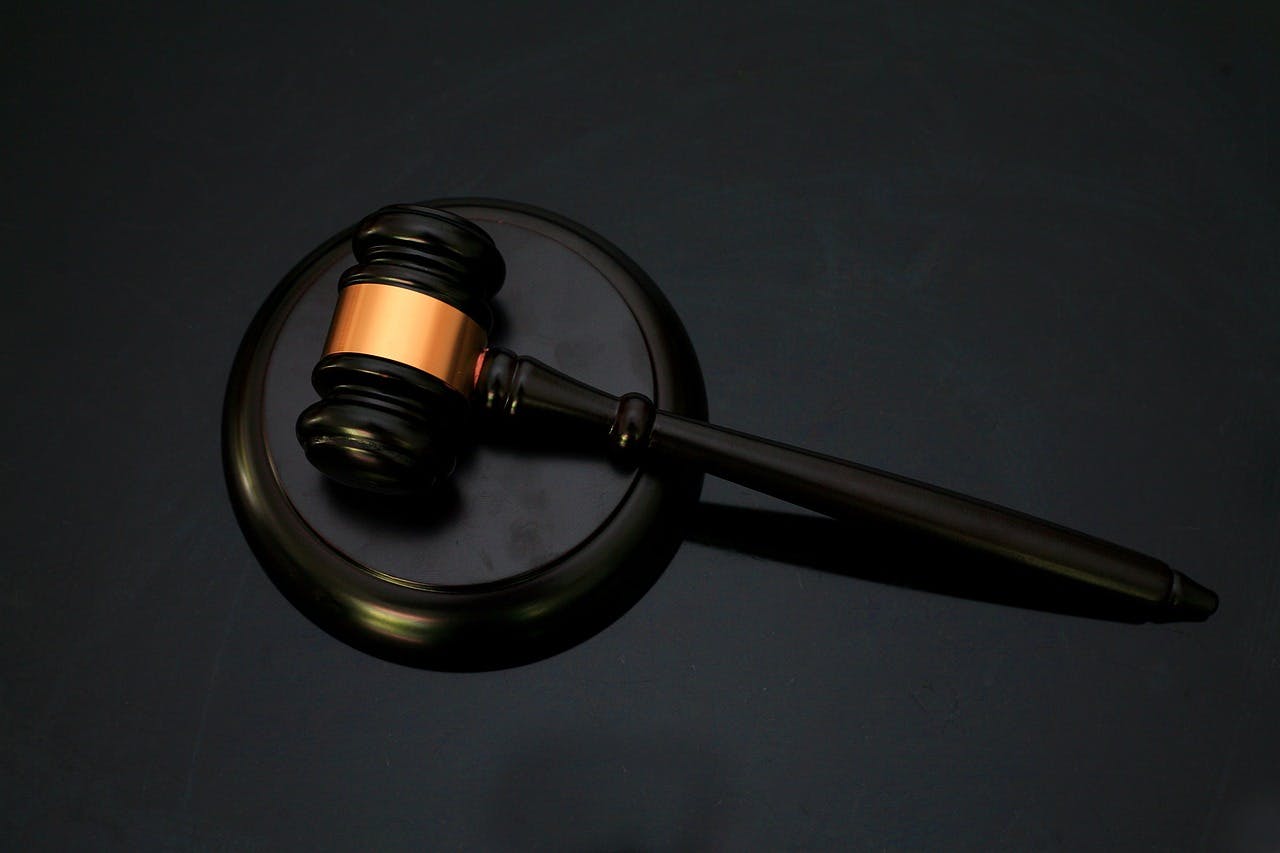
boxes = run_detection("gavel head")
[296,205,505,494]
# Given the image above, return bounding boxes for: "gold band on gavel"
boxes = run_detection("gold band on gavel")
[323,283,488,395]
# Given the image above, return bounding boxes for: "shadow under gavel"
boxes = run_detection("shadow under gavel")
[688,502,1175,624]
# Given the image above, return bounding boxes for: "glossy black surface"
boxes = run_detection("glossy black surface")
[298,353,471,493]
[225,200,708,669]
[5,4,1279,849]
[344,204,506,327]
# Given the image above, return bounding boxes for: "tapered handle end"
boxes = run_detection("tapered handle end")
[1155,572,1219,622]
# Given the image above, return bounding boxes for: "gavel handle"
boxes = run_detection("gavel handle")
[475,348,1217,621]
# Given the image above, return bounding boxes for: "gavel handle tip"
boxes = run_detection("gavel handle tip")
[1156,572,1219,622]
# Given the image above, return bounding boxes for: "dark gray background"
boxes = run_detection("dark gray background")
[3,2,1277,850]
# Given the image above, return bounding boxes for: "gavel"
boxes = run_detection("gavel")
[296,203,1217,622]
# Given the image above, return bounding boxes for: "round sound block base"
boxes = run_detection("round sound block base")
[223,200,707,670]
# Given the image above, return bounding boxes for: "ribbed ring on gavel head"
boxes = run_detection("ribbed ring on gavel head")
[295,204,506,494]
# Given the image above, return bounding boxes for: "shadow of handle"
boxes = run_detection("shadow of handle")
[686,502,1183,624]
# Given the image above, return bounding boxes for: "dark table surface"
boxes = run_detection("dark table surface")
[3,3,1278,850]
